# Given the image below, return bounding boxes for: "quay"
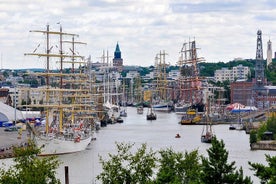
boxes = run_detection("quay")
[0,128,29,159]
[251,141,276,151]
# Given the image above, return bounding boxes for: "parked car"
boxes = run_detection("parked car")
[4,126,20,132]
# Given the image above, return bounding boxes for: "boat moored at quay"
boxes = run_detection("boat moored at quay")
[23,24,93,155]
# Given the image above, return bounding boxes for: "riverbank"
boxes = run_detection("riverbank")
[0,128,29,159]
[251,141,276,151]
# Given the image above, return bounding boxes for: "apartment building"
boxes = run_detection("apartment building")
[215,65,250,82]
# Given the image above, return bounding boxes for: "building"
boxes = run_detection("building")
[112,42,123,72]
[126,71,140,79]
[267,39,272,68]
[168,70,180,80]
[214,65,250,82]
[230,81,254,105]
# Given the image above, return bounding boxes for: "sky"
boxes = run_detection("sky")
[1,0,276,69]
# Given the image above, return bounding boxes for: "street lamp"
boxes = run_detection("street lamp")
[267,88,269,119]
[13,86,17,125]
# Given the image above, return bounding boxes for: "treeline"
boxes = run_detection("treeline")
[138,59,276,85]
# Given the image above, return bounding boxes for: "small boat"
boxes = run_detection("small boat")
[116,117,124,123]
[146,107,157,120]
[153,101,172,113]
[175,133,181,138]
[137,106,143,114]
[179,109,201,125]
[229,124,236,130]
[174,102,190,115]
[120,109,127,117]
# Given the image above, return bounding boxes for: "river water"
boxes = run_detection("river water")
[1,107,276,183]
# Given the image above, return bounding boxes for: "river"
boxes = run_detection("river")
[1,107,276,183]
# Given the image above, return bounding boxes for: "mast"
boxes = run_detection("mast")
[24,24,89,134]
[177,39,205,110]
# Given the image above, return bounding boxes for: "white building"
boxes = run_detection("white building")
[214,65,250,82]
[168,70,180,80]
[267,39,272,68]
[126,71,139,79]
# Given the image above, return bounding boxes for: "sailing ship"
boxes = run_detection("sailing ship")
[24,24,93,155]
[177,39,205,125]
[201,122,213,143]
[201,92,214,143]
[152,51,173,113]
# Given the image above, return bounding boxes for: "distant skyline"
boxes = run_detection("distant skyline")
[1,0,276,69]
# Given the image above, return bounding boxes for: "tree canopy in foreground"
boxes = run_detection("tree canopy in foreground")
[0,141,61,184]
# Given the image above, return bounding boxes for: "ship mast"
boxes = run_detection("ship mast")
[24,24,87,134]
[177,39,205,111]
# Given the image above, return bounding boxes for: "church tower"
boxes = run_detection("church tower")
[267,39,272,68]
[113,42,123,72]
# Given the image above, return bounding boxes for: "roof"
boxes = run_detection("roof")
[0,101,24,122]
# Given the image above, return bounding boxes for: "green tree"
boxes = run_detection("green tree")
[200,136,252,184]
[250,130,257,144]
[97,142,156,184]
[249,154,276,184]
[266,116,276,139]
[155,148,201,184]
[0,141,61,184]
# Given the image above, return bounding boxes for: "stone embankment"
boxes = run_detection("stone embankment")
[250,141,276,151]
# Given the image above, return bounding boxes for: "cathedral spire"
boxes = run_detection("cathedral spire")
[114,42,121,59]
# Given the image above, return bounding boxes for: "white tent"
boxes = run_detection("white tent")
[0,101,24,122]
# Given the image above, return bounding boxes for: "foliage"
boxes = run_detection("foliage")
[266,61,276,85]
[266,116,276,138]
[250,130,257,144]
[199,60,255,78]
[155,148,201,184]
[0,141,61,184]
[98,140,257,184]
[97,142,156,184]
[257,122,268,141]
[200,136,252,184]
[249,154,276,184]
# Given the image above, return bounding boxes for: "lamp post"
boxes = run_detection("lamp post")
[267,88,269,119]
[13,86,17,125]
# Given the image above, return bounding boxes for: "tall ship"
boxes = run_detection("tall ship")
[177,39,205,124]
[152,51,173,112]
[24,25,93,155]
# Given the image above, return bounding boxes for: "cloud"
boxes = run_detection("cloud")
[0,0,276,69]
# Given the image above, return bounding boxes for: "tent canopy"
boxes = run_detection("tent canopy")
[0,101,24,122]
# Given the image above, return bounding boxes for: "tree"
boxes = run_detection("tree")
[97,142,156,184]
[0,141,61,184]
[266,116,276,139]
[155,148,201,184]
[249,154,276,184]
[200,136,252,184]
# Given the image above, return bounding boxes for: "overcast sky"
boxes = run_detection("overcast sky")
[0,0,276,69]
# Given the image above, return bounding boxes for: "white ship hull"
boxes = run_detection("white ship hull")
[174,105,190,115]
[35,135,92,156]
[153,104,171,112]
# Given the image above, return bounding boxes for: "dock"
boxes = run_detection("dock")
[0,128,29,159]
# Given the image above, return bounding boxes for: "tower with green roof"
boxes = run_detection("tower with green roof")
[113,42,123,72]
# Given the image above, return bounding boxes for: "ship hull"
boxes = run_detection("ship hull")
[35,135,92,156]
